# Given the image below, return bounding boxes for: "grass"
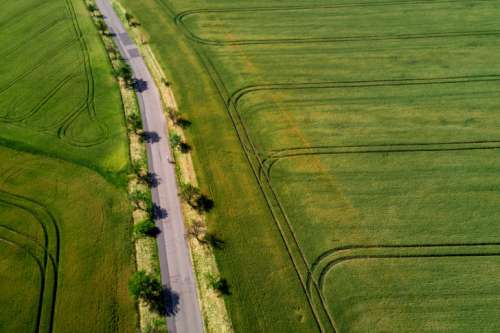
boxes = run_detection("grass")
[117,0,500,332]
[0,0,135,332]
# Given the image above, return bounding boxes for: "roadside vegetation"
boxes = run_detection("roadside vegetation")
[0,0,135,332]
[86,3,167,331]
[111,1,233,331]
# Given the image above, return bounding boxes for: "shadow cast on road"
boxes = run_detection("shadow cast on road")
[141,131,161,143]
[152,203,168,219]
[133,78,148,92]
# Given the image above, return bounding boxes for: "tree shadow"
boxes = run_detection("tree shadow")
[151,203,168,219]
[179,142,192,153]
[163,287,180,316]
[145,225,161,237]
[214,278,231,296]
[147,172,160,187]
[133,78,148,92]
[148,286,179,316]
[195,194,214,213]
[176,118,192,129]
[141,131,161,143]
[205,233,224,249]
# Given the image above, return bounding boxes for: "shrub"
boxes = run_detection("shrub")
[116,63,133,86]
[128,112,142,133]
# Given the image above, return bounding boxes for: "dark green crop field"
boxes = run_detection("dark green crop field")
[0,0,135,332]
[119,0,500,331]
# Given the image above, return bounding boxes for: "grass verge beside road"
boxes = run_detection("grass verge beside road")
[111,2,233,331]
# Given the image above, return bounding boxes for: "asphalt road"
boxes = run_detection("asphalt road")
[95,1,204,332]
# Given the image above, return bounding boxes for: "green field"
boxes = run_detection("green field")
[0,0,135,332]
[119,0,500,332]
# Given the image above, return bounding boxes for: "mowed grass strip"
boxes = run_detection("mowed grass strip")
[0,0,135,332]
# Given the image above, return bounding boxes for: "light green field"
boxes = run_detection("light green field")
[119,0,500,331]
[0,0,135,332]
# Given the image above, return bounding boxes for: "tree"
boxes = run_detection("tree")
[131,157,147,177]
[179,183,200,204]
[169,133,182,149]
[106,45,119,60]
[186,219,205,242]
[116,63,133,86]
[129,271,160,299]
[128,112,142,133]
[166,106,178,123]
[87,3,97,14]
[212,278,231,295]
[96,19,107,35]
[179,183,214,212]
[179,141,192,153]
[194,193,214,212]
[161,78,171,87]
[134,218,159,237]
[207,274,231,295]
[169,132,191,153]
[125,12,140,27]
[125,12,134,24]
[128,271,164,310]
[138,172,157,187]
